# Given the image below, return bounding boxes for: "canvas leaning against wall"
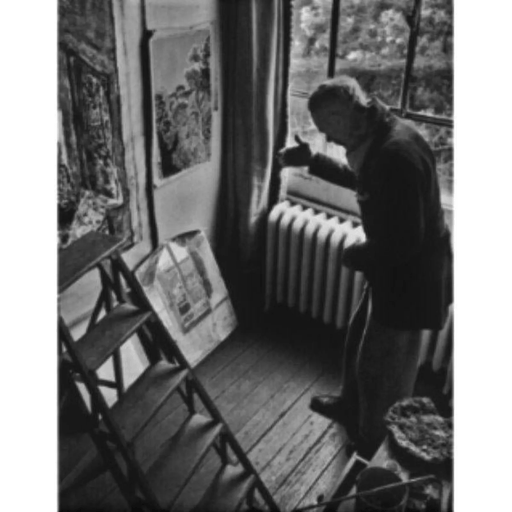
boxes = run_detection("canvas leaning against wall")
[150,26,213,186]
[135,230,237,367]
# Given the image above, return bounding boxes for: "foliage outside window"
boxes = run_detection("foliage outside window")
[288,0,453,205]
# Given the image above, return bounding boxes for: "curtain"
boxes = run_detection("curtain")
[216,0,291,320]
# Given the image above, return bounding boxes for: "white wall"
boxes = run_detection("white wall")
[113,0,222,251]
[144,0,222,245]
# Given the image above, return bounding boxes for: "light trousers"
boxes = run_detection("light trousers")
[340,285,423,446]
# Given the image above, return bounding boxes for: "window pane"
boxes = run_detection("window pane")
[409,0,453,117]
[289,0,333,94]
[287,0,453,208]
[288,96,322,150]
[334,0,410,107]
[409,0,453,204]
[288,0,413,158]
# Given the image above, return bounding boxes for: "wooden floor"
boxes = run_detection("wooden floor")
[190,312,352,512]
[142,311,353,512]
[63,310,353,511]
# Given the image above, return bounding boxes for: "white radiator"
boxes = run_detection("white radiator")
[265,199,453,393]
[265,200,367,330]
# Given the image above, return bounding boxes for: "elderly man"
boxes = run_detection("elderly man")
[277,75,452,457]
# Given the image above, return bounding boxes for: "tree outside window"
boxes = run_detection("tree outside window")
[289,0,453,205]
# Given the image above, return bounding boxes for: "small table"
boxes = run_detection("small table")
[333,436,452,512]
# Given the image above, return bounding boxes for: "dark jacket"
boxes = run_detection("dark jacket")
[309,110,453,330]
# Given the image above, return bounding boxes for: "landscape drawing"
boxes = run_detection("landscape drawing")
[150,27,212,183]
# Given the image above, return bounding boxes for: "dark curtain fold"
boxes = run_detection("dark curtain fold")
[216,0,291,321]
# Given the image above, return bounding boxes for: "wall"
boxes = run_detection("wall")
[59,0,153,322]
[115,0,222,246]
[60,0,222,325]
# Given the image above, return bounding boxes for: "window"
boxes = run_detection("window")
[288,0,453,206]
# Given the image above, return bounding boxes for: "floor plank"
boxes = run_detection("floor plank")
[234,358,326,453]
[275,422,349,511]
[295,440,353,511]
[224,347,316,436]
[198,330,277,399]
[173,332,328,510]
[195,327,262,385]
[247,370,339,474]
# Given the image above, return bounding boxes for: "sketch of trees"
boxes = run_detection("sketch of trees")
[155,32,212,179]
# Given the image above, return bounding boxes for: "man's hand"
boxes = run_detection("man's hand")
[342,241,368,272]
[341,244,361,270]
[277,135,313,167]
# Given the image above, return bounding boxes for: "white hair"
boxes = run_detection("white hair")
[308,75,371,113]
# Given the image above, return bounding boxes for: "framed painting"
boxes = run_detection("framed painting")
[149,25,213,186]
[58,47,133,249]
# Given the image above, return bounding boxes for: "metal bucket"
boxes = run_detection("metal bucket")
[355,467,409,512]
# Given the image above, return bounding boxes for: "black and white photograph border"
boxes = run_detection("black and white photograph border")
[2,2,511,511]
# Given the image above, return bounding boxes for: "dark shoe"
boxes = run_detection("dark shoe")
[310,395,359,434]
[310,395,345,421]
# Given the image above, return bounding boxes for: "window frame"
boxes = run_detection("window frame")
[287,0,454,215]
[290,0,454,129]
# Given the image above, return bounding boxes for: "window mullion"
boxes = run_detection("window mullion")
[327,0,341,79]
[400,0,422,116]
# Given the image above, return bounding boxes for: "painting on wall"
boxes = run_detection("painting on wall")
[149,26,213,185]
[58,49,133,249]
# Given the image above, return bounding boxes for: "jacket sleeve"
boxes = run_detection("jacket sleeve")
[308,153,357,190]
[343,145,425,271]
